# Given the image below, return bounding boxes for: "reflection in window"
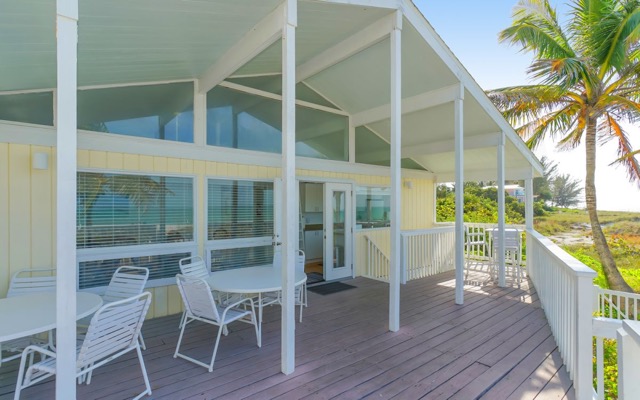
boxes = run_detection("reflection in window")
[76,172,194,248]
[207,179,274,240]
[356,187,391,229]
[77,82,194,142]
[206,86,348,160]
[0,92,53,126]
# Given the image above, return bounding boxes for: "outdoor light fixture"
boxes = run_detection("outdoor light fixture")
[32,152,49,170]
[404,180,413,189]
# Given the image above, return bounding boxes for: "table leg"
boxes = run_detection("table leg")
[258,293,263,345]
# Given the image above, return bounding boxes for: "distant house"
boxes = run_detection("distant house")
[484,184,526,202]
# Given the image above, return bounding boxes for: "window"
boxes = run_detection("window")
[356,186,391,229]
[76,172,196,289]
[355,126,426,170]
[0,92,53,126]
[207,179,276,271]
[206,85,348,160]
[77,82,194,142]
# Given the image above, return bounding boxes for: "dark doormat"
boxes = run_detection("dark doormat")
[306,272,324,285]
[308,282,356,295]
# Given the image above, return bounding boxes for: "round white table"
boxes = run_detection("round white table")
[207,266,307,339]
[0,292,103,343]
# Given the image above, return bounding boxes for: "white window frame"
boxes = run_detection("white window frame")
[76,169,198,291]
[204,177,281,271]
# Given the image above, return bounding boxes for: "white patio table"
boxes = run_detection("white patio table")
[0,292,103,344]
[206,266,307,338]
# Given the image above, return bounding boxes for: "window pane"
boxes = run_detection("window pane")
[78,82,194,143]
[77,172,194,248]
[207,86,349,160]
[355,126,426,170]
[0,92,53,126]
[210,245,273,272]
[207,179,274,240]
[207,86,281,153]
[296,105,348,161]
[79,252,190,289]
[356,186,391,229]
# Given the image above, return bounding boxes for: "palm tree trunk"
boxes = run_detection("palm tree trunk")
[585,118,633,292]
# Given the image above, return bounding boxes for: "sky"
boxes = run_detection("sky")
[415,0,640,212]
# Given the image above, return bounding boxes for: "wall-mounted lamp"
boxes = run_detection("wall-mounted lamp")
[32,152,49,170]
[403,180,413,189]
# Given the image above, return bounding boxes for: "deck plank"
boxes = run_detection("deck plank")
[0,270,575,400]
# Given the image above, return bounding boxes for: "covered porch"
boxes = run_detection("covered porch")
[0,271,573,399]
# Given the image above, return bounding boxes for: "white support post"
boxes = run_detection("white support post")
[525,174,534,231]
[454,87,464,305]
[281,0,297,375]
[348,120,356,163]
[497,133,506,287]
[575,275,595,399]
[389,10,402,332]
[617,321,640,399]
[55,0,78,398]
[193,80,207,147]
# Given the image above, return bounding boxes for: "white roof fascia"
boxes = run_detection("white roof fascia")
[198,3,285,94]
[401,1,544,176]
[297,13,399,82]
[351,83,462,126]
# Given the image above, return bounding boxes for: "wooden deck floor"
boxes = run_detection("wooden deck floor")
[0,270,574,400]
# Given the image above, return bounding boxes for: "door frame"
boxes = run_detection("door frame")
[297,177,356,281]
[323,182,353,281]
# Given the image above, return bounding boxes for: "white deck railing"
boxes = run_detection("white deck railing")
[592,288,640,399]
[363,235,390,282]
[401,227,455,282]
[527,230,596,400]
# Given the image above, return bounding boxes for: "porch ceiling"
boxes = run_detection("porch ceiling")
[0,0,542,180]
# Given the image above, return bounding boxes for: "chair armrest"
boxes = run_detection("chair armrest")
[21,344,57,360]
[221,297,256,322]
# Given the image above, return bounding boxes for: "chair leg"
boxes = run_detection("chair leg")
[178,311,186,329]
[138,332,146,351]
[174,316,189,359]
[208,325,225,372]
[133,345,152,400]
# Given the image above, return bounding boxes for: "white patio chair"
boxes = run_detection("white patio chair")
[14,292,153,400]
[174,275,260,372]
[464,226,490,279]
[295,250,307,323]
[491,228,523,287]
[1,269,56,366]
[78,266,149,350]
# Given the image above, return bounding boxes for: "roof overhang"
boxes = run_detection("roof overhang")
[0,0,542,180]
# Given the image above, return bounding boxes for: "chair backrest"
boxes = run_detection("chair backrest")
[296,250,305,274]
[491,228,521,250]
[7,269,56,298]
[179,256,210,279]
[77,292,152,369]
[103,266,149,303]
[176,274,220,323]
[464,225,486,245]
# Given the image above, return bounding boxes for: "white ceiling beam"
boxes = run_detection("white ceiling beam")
[296,12,400,82]
[436,167,534,183]
[356,132,501,163]
[198,4,285,94]
[351,83,462,126]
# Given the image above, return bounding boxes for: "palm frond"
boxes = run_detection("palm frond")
[515,103,581,149]
[602,113,640,186]
[500,0,575,59]
[528,57,592,88]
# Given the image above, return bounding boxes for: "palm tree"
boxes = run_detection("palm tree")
[489,0,640,292]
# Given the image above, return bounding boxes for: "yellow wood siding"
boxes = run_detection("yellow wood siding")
[0,144,434,318]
